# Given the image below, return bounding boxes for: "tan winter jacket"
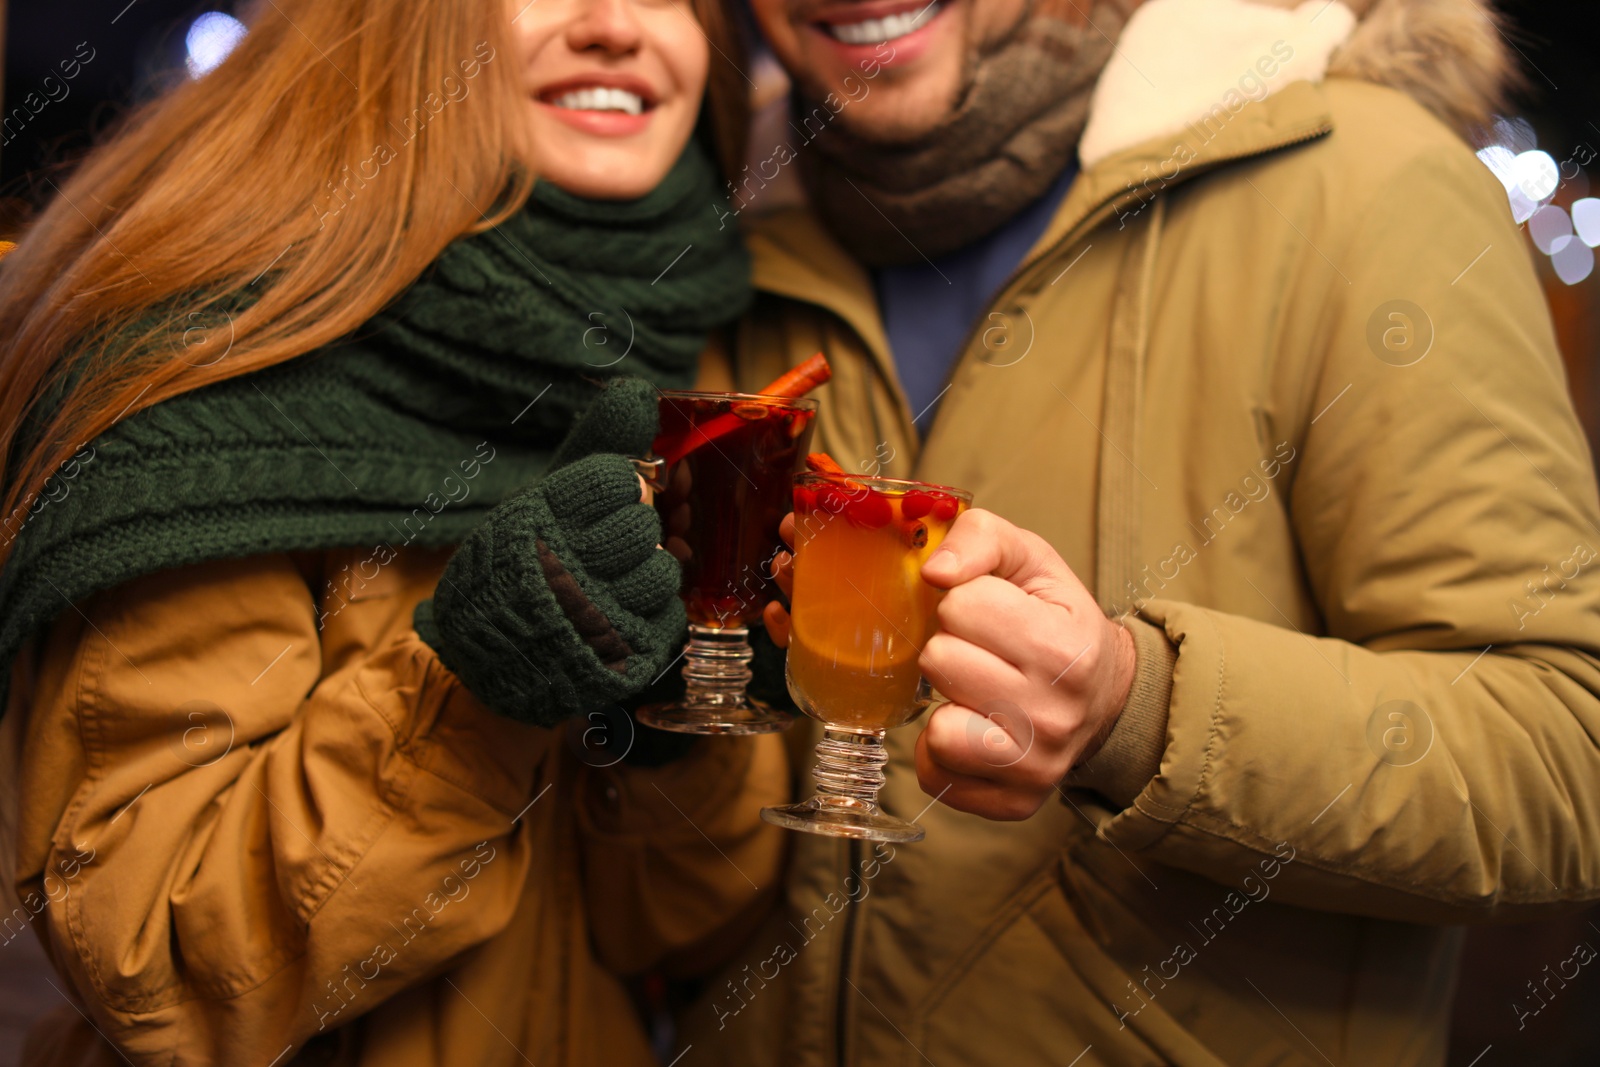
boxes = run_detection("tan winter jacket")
[0,540,787,1066]
[688,0,1600,1064]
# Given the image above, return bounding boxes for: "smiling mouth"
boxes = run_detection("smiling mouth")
[543,86,650,116]
[819,0,942,45]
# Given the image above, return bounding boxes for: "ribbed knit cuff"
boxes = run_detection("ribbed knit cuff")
[1064,615,1175,809]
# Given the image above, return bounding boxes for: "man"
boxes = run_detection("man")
[685,0,1600,1063]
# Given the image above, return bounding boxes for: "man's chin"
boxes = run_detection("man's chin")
[783,0,970,145]
[793,52,965,145]
[828,94,958,145]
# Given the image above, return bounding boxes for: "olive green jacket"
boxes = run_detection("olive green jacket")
[689,0,1600,1063]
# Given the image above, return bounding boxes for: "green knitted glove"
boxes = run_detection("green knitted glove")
[415,380,686,727]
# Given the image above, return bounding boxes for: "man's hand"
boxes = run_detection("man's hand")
[761,514,797,645]
[914,509,1137,821]
[761,508,1137,821]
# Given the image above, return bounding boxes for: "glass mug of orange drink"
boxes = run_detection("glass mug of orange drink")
[760,470,972,843]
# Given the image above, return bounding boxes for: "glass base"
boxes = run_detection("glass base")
[637,695,792,736]
[760,726,926,842]
[761,795,926,843]
[636,624,793,735]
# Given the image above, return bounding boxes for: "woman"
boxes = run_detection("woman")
[0,1,783,1064]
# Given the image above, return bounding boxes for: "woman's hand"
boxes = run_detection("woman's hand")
[418,379,687,726]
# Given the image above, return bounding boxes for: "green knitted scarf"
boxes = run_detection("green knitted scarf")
[0,142,749,718]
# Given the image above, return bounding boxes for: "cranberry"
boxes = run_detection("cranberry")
[816,485,851,514]
[794,487,817,514]
[931,494,960,521]
[901,491,935,520]
[847,492,893,529]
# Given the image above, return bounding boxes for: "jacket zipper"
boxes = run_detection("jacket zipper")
[834,839,863,1067]
[914,123,1333,463]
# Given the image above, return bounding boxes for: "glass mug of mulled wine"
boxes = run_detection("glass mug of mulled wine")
[636,390,818,734]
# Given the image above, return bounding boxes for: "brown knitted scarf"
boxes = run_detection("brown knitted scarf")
[801,0,1138,265]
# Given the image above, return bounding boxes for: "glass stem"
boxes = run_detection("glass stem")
[681,624,754,708]
[812,727,888,809]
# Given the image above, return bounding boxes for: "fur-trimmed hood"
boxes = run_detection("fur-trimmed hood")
[1321,0,1514,134]
[1080,0,1514,166]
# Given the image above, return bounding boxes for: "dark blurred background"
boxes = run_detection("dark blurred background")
[2,1,1600,1065]
[6,0,1600,451]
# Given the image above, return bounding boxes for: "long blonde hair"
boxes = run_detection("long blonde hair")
[0,0,747,565]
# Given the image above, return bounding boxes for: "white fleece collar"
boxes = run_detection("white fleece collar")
[1078,0,1358,169]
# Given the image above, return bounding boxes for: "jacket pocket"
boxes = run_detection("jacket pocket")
[908,864,1177,1067]
[1027,859,1232,1067]
[1051,828,1365,1067]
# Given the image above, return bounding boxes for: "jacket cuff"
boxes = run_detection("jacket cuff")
[1064,615,1175,808]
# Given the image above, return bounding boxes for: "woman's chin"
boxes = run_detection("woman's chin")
[540,163,669,201]
[530,118,685,201]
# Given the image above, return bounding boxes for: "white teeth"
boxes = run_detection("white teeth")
[826,1,940,45]
[551,86,645,116]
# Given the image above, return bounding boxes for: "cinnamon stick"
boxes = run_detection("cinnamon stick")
[655,352,832,467]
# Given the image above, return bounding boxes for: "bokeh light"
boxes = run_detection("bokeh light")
[1513,149,1561,202]
[1573,198,1600,248]
[1551,235,1596,285]
[1529,204,1573,255]
[1478,129,1595,286]
[185,12,248,80]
